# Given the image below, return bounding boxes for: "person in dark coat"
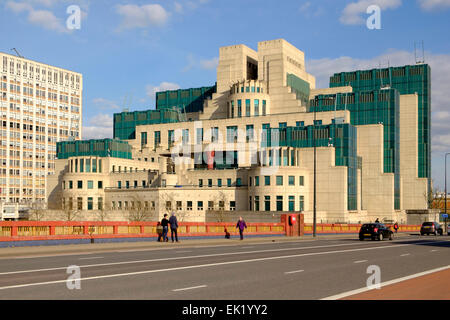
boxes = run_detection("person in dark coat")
[236,216,247,240]
[169,212,179,243]
[161,214,170,242]
[394,222,399,233]
[156,221,163,242]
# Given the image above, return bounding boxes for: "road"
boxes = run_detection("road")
[0,234,448,300]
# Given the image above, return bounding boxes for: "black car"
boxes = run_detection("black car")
[359,223,394,241]
[420,222,443,236]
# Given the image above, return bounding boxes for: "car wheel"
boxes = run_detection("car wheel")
[359,237,364,241]
[378,233,384,241]
[389,232,393,240]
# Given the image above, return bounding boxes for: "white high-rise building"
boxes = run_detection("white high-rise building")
[0,52,82,205]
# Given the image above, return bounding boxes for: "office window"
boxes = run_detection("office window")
[187,201,193,211]
[87,180,93,189]
[75,159,78,172]
[264,176,270,186]
[80,159,84,172]
[77,197,83,210]
[245,99,251,117]
[276,196,283,211]
[255,176,260,186]
[208,179,213,187]
[296,121,304,127]
[289,196,295,212]
[118,181,122,189]
[69,180,73,189]
[98,181,103,189]
[251,86,255,92]
[249,196,252,211]
[168,130,175,148]
[154,131,161,148]
[264,196,271,211]
[246,125,254,142]
[126,181,130,189]
[141,132,148,147]
[262,100,266,115]
[289,176,295,186]
[219,201,225,210]
[218,179,222,187]
[98,197,103,210]
[237,100,242,117]
[211,127,219,142]
[176,201,182,211]
[230,100,235,118]
[208,201,214,210]
[196,128,203,144]
[227,178,232,187]
[314,120,322,125]
[77,180,82,189]
[227,126,238,143]
[254,196,260,211]
[182,129,189,144]
[254,99,259,116]
[299,196,305,211]
[279,122,287,128]
[299,176,304,186]
[98,159,102,173]
[92,159,97,173]
[249,177,252,187]
[198,201,204,210]
[134,180,138,188]
[87,197,93,210]
[230,201,236,211]
[236,178,242,187]
[199,179,203,187]
[276,176,283,186]
[84,159,90,172]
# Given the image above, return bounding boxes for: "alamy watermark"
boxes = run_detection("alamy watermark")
[66,5,81,30]
[66,265,81,290]
[366,5,381,30]
[366,265,381,290]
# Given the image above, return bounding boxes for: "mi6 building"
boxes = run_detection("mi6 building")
[47,39,430,223]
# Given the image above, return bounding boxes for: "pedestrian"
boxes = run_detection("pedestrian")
[156,221,163,242]
[236,216,247,240]
[161,214,170,242]
[394,221,399,233]
[169,212,179,243]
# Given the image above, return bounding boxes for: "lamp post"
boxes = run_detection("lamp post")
[445,153,450,232]
[313,105,317,237]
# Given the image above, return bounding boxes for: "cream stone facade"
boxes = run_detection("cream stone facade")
[1,52,82,206]
[47,39,430,224]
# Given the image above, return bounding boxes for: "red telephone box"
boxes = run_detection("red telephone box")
[281,213,304,237]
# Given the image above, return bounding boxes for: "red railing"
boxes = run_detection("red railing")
[0,221,285,242]
[303,223,421,234]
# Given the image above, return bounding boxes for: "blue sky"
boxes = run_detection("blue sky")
[1,0,450,190]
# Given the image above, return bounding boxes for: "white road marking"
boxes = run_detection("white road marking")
[353,260,368,264]
[321,265,450,300]
[0,241,448,291]
[241,246,255,249]
[0,239,446,276]
[400,253,411,257]
[172,285,207,292]
[430,250,438,252]
[284,270,304,274]
[79,257,104,260]
[175,251,192,254]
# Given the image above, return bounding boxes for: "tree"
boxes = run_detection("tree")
[94,201,110,222]
[127,194,157,222]
[160,191,186,222]
[29,202,46,221]
[212,191,228,222]
[60,207,81,221]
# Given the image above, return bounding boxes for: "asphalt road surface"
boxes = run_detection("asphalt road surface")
[0,234,448,300]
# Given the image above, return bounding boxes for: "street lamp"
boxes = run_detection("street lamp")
[313,105,317,237]
[445,153,450,232]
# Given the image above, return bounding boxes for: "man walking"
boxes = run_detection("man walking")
[394,221,399,233]
[169,212,179,243]
[236,216,247,240]
[161,214,170,242]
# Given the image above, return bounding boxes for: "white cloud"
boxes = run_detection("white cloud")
[299,1,325,17]
[306,48,450,187]
[146,82,181,99]
[82,113,113,140]
[200,57,219,70]
[92,98,120,110]
[116,4,169,30]
[340,0,402,25]
[174,2,183,13]
[418,0,450,10]
[5,0,89,33]
[28,9,69,33]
